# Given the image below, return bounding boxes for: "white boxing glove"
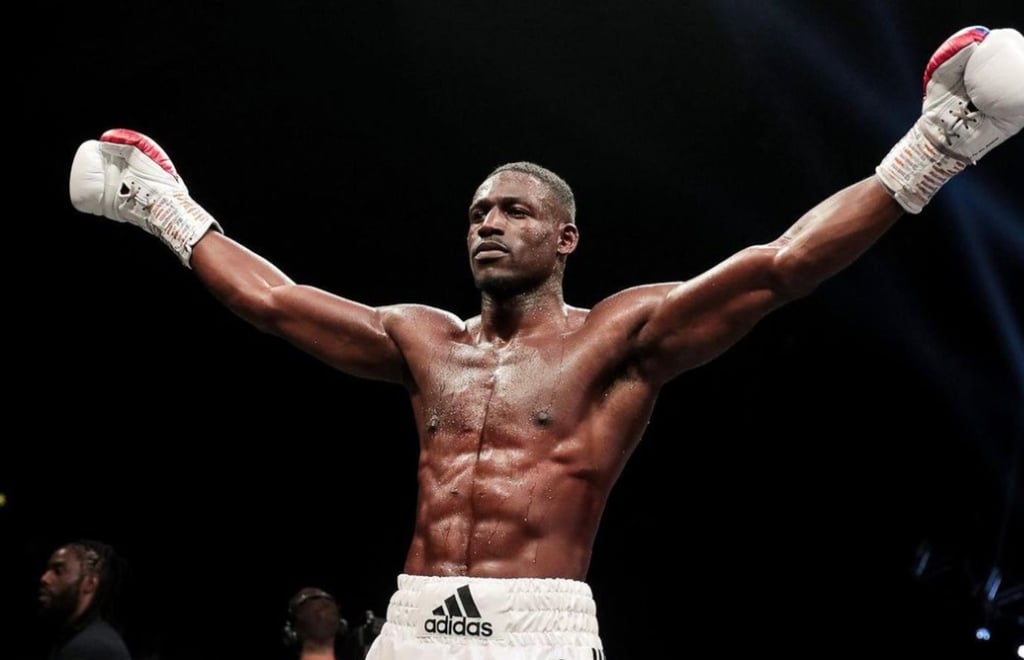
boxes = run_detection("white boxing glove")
[69,128,222,267]
[876,25,1024,214]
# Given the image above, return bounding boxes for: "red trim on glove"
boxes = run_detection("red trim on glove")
[921,26,989,96]
[100,128,181,181]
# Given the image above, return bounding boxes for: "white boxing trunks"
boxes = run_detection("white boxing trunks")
[364,573,607,659]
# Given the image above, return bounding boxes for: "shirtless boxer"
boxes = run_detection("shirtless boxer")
[67,25,1023,659]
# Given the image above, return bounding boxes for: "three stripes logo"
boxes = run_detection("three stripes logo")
[422,584,494,637]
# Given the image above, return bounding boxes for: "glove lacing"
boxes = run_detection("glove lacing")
[940,102,980,151]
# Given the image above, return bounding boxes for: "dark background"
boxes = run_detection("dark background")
[3,1,1022,658]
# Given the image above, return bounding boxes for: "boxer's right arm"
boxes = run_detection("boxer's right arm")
[189,231,407,383]
[69,128,408,382]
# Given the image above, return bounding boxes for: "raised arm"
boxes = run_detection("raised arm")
[634,176,899,382]
[189,232,407,383]
[635,25,1023,384]
[68,129,407,384]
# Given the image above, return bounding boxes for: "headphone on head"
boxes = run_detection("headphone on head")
[281,588,349,647]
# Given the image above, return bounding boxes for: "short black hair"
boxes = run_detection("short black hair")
[488,161,576,223]
[288,587,343,647]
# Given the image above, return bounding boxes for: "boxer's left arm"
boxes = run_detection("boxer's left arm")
[634,25,1023,384]
[633,177,901,383]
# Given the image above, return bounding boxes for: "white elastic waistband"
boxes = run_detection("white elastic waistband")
[380,573,601,647]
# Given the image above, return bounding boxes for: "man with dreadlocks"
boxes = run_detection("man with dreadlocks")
[37,539,132,660]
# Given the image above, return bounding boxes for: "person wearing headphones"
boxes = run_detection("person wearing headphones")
[283,587,348,660]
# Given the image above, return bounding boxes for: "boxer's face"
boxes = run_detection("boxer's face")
[467,171,576,296]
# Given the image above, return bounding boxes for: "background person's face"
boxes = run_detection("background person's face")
[38,547,85,619]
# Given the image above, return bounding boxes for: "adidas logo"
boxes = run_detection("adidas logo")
[422,585,494,637]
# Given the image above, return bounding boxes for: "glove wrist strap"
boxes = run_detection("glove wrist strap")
[875,121,970,215]
[147,192,223,267]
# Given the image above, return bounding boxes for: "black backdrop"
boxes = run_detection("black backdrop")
[4,2,1022,658]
